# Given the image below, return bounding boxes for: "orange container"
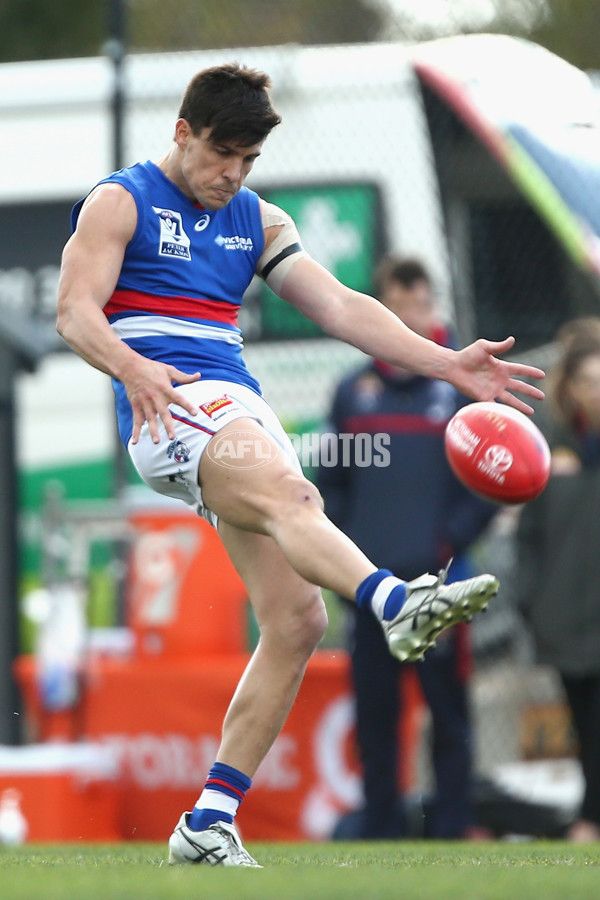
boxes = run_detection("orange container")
[125,499,248,658]
[14,650,425,841]
[0,744,122,842]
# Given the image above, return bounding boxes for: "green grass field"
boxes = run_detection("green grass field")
[1,841,599,900]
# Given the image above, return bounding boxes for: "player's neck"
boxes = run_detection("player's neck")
[155,149,192,199]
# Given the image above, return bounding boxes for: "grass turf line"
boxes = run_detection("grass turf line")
[0,841,599,900]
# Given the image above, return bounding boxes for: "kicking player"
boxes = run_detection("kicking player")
[57,62,544,866]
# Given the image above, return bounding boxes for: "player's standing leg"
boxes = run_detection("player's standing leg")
[169,525,327,866]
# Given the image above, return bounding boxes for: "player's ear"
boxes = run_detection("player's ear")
[174,118,192,147]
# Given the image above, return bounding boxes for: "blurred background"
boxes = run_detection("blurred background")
[1,0,600,845]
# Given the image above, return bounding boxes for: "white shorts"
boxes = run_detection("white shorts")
[128,380,301,526]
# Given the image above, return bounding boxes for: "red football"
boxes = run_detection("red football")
[444,401,551,504]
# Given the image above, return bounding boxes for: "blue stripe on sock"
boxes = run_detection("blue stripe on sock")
[382,583,407,621]
[188,808,233,831]
[355,569,394,611]
[187,762,252,832]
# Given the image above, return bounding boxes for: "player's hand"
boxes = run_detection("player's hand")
[449,336,545,415]
[121,357,201,444]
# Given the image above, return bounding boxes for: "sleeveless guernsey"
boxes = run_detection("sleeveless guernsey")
[72,160,265,445]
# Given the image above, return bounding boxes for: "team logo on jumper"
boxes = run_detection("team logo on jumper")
[166,439,191,463]
[214,233,254,251]
[200,395,234,420]
[152,207,191,260]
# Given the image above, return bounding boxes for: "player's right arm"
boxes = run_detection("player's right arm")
[57,184,200,444]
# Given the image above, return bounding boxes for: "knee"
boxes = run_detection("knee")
[263,588,328,659]
[286,589,329,658]
[299,591,329,651]
[271,472,324,523]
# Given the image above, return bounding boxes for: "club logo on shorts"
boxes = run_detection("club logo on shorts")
[152,207,191,260]
[167,439,191,463]
[200,395,233,420]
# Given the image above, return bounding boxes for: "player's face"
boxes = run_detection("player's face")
[175,122,264,210]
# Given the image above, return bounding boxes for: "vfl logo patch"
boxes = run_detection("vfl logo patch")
[200,395,234,420]
[152,207,191,260]
[166,439,191,463]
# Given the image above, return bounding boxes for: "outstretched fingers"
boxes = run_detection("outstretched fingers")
[166,369,201,414]
[129,366,201,445]
[131,407,147,446]
[505,376,545,401]
[454,337,546,415]
[496,390,535,416]
[131,395,172,445]
[505,360,546,382]
[501,362,546,414]
[496,374,545,415]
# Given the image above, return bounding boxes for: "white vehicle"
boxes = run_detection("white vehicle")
[3,33,600,485]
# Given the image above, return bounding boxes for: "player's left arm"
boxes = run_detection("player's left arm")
[264,241,544,414]
[257,213,461,381]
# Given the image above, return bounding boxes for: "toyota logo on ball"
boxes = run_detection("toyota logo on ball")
[484,444,513,473]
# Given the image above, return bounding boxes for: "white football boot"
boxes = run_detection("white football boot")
[168,814,262,867]
[382,564,499,662]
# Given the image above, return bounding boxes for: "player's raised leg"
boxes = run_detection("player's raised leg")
[199,417,499,662]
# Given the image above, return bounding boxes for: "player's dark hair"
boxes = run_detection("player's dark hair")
[374,256,431,297]
[178,62,282,146]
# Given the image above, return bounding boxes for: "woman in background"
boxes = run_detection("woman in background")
[517,321,600,842]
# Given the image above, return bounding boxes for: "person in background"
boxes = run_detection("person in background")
[318,257,497,839]
[517,321,600,843]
